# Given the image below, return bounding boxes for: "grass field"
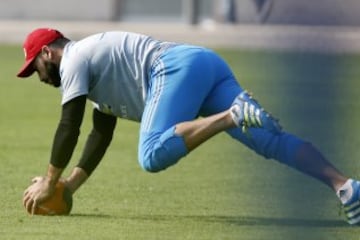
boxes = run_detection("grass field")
[1,44,360,239]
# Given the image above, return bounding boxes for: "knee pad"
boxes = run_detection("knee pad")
[139,126,188,172]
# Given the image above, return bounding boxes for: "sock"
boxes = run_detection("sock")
[336,179,354,204]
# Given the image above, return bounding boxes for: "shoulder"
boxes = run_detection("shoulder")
[60,42,89,78]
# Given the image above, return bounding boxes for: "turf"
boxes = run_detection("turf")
[1,45,360,239]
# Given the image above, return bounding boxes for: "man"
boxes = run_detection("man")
[20,28,360,225]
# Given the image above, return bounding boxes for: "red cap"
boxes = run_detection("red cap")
[17,28,64,78]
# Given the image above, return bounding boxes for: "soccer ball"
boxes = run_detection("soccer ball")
[27,180,73,215]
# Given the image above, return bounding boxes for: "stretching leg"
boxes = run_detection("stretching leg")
[174,107,347,191]
[138,45,348,192]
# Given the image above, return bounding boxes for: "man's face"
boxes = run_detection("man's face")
[33,54,61,88]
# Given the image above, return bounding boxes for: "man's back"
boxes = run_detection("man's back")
[60,31,169,121]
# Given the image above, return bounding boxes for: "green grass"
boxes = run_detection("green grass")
[2,44,360,239]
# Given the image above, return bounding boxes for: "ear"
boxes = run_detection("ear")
[41,45,53,60]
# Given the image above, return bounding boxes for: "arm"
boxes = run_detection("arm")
[47,95,87,182]
[66,108,117,193]
[23,95,86,213]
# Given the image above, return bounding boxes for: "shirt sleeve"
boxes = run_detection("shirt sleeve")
[60,53,90,105]
[50,95,87,169]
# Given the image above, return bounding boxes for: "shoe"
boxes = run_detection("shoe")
[339,179,360,225]
[230,90,282,134]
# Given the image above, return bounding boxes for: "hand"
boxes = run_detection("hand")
[23,176,56,215]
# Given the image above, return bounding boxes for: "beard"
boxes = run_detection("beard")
[43,62,61,87]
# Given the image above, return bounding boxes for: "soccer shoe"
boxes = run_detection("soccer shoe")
[230,90,282,134]
[339,179,360,225]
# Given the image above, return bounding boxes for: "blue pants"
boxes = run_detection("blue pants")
[138,45,304,172]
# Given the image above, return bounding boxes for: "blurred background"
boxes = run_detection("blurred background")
[1,0,360,52]
[2,0,360,25]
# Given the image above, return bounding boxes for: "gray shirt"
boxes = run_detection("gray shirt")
[60,31,173,121]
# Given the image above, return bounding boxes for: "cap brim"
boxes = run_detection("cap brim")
[17,58,36,78]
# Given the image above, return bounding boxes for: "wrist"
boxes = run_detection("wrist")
[65,167,88,194]
[46,164,64,185]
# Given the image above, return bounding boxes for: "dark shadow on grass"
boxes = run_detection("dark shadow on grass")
[199,215,349,228]
[68,212,349,228]
[70,213,114,218]
[121,214,349,228]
